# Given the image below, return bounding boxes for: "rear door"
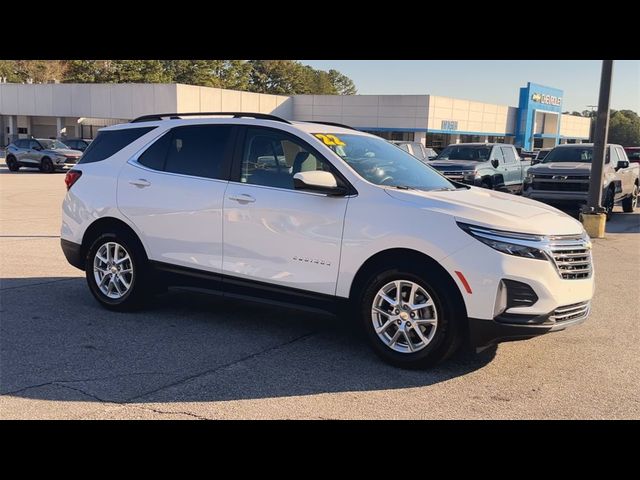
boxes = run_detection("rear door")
[25,140,44,166]
[117,124,236,275]
[500,146,521,191]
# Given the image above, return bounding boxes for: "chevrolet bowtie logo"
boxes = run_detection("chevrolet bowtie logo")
[532,93,542,102]
[552,175,568,180]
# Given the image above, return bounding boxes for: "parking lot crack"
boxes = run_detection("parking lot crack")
[126,331,318,402]
[133,405,209,420]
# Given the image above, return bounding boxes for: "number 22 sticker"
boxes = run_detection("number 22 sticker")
[314,134,346,146]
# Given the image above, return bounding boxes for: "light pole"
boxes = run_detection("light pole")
[581,60,614,238]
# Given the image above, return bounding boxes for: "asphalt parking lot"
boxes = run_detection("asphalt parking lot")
[1,159,639,419]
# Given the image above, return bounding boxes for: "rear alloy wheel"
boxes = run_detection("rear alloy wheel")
[6,156,20,172]
[85,231,150,311]
[40,157,54,173]
[622,184,638,213]
[93,242,134,300]
[604,188,615,220]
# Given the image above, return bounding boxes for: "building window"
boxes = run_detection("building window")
[425,133,449,149]
[18,127,28,134]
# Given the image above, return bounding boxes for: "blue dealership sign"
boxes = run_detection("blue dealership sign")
[515,82,564,151]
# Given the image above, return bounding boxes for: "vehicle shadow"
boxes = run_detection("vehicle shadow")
[605,208,640,234]
[0,276,496,404]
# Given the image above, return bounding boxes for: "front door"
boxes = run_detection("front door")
[222,127,348,296]
[117,124,235,274]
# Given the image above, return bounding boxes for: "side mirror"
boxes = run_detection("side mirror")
[616,160,629,170]
[491,159,499,168]
[531,159,540,165]
[293,171,347,196]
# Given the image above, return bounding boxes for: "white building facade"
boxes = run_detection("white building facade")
[0,81,590,149]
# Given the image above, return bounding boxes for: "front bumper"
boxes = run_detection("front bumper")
[469,301,590,349]
[522,188,588,203]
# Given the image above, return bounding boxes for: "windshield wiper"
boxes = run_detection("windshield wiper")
[393,185,414,190]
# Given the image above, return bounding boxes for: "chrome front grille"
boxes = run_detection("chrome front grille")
[547,235,592,279]
[551,301,590,323]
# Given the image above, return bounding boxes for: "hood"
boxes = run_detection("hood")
[385,186,584,236]
[530,162,591,176]
[429,159,485,171]
[45,148,83,156]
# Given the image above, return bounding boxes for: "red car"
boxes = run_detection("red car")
[624,147,640,163]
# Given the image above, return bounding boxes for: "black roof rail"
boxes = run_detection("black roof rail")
[130,112,292,124]
[302,120,358,131]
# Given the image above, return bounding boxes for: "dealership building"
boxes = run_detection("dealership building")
[0,81,590,150]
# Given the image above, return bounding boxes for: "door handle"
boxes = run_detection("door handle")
[129,178,151,188]
[228,194,256,204]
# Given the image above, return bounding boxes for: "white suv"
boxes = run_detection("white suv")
[61,113,594,368]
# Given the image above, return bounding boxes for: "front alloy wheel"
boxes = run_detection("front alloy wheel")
[372,280,438,353]
[93,242,134,299]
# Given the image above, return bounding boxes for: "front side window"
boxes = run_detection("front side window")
[319,133,455,191]
[241,129,330,190]
[491,147,504,163]
[29,140,42,150]
[79,126,155,164]
[436,145,492,161]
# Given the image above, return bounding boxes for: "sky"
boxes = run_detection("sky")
[302,60,639,113]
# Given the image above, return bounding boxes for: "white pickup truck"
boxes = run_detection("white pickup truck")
[523,143,639,218]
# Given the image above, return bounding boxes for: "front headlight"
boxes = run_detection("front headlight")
[457,222,548,260]
[463,170,478,181]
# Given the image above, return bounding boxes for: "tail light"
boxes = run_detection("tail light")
[64,170,82,190]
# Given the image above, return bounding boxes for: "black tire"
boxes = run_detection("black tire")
[622,184,638,213]
[6,155,20,172]
[604,187,615,220]
[480,180,492,190]
[40,157,54,173]
[84,229,151,311]
[358,266,464,369]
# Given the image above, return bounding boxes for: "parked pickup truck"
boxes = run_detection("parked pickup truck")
[523,143,639,218]
[430,143,531,194]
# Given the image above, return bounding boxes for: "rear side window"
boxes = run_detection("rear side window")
[501,146,516,164]
[79,127,155,164]
[138,132,172,171]
[163,125,232,179]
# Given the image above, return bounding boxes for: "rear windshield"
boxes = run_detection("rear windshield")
[79,127,155,164]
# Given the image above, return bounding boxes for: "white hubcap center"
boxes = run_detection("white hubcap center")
[399,311,410,321]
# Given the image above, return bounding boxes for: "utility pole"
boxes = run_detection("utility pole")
[581,60,614,238]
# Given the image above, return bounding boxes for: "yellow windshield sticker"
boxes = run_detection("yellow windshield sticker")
[314,133,346,146]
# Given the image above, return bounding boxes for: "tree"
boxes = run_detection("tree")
[1,60,67,83]
[248,60,310,95]
[608,110,640,146]
[328,69,357,95]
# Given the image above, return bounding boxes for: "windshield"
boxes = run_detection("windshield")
[536,150,550,160]
[543,147,594,163]
[317,133,455,191]
[38,139,69,149]
[435,145,491,161]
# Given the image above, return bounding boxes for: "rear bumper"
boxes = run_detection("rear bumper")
[468,302,590,349]
[61,238,84,270]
